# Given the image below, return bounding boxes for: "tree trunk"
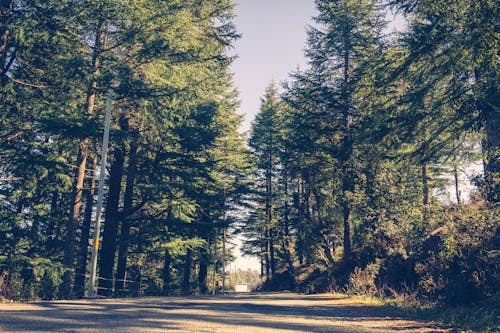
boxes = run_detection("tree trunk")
[260,247,264,281]
[265,226,270,281]
[453,165,461,205]
[282,171,293,273]
[198,246,209,295]
[342,185,352,262]
[74,156,96,298]
[340,26,354,267]
[296,179,304,266]
[182,249,193,295]
[61,140,88,298]
[212,230,218,295]
[265,140,274,281]
[97,147,125,296]
[221,227,226,292]
[484,94,499,204]
[269,227,276,277]
[340,113,354,264]
[162,248,172,295]
[46,191,62,255]
[422,163,430,225]
[114,141,138,295]
[304,176,314,263]
[0,0,13,78]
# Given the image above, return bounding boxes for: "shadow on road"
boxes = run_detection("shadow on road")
[0,293,456,333]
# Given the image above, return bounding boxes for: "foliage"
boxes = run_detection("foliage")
[0,0,247,300]
[243,0,499,321]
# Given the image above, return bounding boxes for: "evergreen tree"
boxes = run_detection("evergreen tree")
[304,0,386,263]
[248,82,283,281]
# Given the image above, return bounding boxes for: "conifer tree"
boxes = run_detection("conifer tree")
[304,0,386,263]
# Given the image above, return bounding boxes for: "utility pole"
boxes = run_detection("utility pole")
[221,186,227,295]
[222,227,226,294]
[88,89,113,298]
[212,230,218,295]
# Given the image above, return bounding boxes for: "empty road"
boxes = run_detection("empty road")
[0,292,458,333]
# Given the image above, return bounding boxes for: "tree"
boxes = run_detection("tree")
[389,0,499,203]
[304,0,386,263]
[248,83,284,281]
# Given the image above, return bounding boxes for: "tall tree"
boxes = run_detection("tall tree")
[305,0,385,263]
[249,83,283,280]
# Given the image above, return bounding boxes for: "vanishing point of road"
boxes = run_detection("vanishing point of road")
[0,292,459,333]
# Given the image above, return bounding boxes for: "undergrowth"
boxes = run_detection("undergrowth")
[364,292,499,333]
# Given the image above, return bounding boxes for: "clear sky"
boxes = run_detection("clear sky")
[230,0,317,133]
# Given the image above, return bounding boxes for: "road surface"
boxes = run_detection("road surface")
[0,292,459,333]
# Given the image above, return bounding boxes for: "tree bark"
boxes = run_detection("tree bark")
[453,165,461,205]
[182,249,193,295]
[483,90,499,204]
[114,140,138,295]
[296,179,304,266]
[198,246,209,295]
[74,156,96,298]
[46,191,62,255]
[282,171,294,273]
[265,133,274,280]
[264,226,270,281]
[475,62,499,204]
[97,146,125,296]
[422,163,430,225]
[260,246,264,281]
[339,22,354,267]
[269,227,276,277]
[61,140,88,298]
[0,0,13,77]
[162,247,172,295]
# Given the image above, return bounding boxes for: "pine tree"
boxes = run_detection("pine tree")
[305,0,386,263]
[248,83,284,281]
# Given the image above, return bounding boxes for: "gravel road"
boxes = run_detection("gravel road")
[0,292,459,333]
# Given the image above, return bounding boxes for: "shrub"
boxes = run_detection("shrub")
[376,253,416,293]
[347,260,381,297]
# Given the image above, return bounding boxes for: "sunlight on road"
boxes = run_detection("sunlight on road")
[0,293,456,333]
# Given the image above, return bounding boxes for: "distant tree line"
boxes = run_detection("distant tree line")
[0,0,250,300]
[244,0,498,306]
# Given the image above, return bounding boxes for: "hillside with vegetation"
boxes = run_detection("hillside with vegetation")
[242,0,498,326]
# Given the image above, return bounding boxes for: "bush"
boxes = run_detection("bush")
[0,257,64,301]
[376,253,416,293]
[261,269,295,291]
[413,205,499,305]
[347,260,381,297]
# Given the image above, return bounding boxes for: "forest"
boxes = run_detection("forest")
[0,0,498,316]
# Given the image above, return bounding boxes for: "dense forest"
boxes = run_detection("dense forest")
[244,0,498,308]
[0,0,251,299]
[0,0,498,313]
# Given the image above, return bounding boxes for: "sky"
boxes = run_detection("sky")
[229,0,317,271]
[230,0,317,133]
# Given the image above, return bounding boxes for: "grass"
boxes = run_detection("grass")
[352,294,499,333]
[409,304,499,333]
